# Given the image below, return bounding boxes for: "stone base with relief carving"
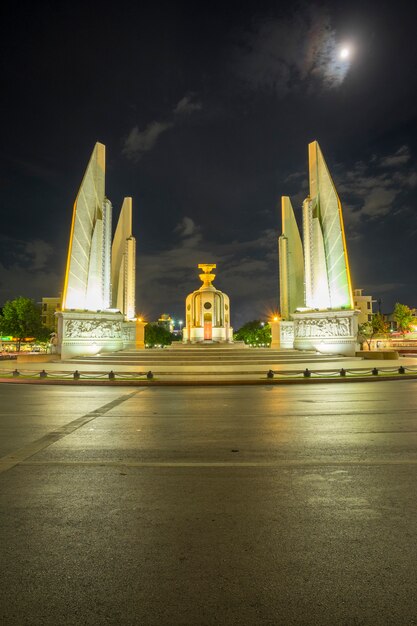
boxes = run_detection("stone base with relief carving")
[292,309,359,357]
[57,311,136,360]
[279,321,295,349]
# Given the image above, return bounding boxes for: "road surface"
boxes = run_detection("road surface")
[1,382,416,625]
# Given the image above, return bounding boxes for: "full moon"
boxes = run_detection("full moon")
[340,47,350,60]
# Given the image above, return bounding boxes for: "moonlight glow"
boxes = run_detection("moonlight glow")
[340,47,350,60]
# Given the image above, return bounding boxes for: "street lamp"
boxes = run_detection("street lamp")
[179,320,183,334]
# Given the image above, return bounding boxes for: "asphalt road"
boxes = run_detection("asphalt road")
[0,382,416,625]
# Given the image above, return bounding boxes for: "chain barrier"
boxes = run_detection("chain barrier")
[267,365,417,380]
[1,365,417,383]
[0,369,149,381]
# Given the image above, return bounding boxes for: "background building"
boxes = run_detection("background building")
[353,289,375,325]
[41,296,61,331]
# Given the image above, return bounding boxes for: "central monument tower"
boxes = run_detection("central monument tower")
[183,264,233,343]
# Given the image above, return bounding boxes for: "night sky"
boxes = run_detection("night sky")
[1,0,416,328]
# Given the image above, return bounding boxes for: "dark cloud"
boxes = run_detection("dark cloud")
[0,236,60,303]
[333,145,417,232]
[379,145,411,168]
[122,95,202,161]
[174,95,202,116]
[233,7,352,96]
[122,121,174,160]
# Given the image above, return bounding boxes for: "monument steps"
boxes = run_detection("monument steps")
[66,348,349,375]
[70,350,343,362]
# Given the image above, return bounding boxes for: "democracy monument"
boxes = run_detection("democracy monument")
[57,143,140,359]
[55,138,360,359]
[277,141,359,356]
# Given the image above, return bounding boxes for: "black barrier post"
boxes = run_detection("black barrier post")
[372,368,378,376]
[398,366,405,374]
[267,370,274,379]
[73,370,80,380]
[340,368,346,377]
[303,368,311,378]
[108,371,115,380]
[39,370,47,378]
[147,371,154,380]
[12,369,20,377]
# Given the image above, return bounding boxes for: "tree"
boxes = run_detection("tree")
[358,312,389,350]
[393,303,416,335]
[145,323,172,347]
[234,320,271,346]
[0,297,46,351]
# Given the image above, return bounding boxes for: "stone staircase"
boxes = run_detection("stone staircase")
[68,347,349,378]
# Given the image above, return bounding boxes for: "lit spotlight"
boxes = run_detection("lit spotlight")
[340,47,350,60]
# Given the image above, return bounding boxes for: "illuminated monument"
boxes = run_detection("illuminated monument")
[278,196,305,320]
[183,264,233,343]
[278,141,359,356]
[111,197,136,320]
[57,143,137,359]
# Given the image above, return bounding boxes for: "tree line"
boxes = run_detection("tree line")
[0,297,53,351]
[358,303,416,350]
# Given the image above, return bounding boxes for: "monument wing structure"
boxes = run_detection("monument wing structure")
[305,141,353,310]
[279,196,305,319]
[62,142,112,311]
[111,197,136,320]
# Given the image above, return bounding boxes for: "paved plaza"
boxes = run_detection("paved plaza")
[1,381,417,625]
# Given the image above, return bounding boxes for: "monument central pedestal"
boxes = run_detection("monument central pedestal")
[183,264,233,344]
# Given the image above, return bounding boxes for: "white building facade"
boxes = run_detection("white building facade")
[353,289,375,325]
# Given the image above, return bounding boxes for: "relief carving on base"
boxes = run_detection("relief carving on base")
[122,325,136,341]
[280,324,295,340]
[295,317,351,339]
[65,319,122,339]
